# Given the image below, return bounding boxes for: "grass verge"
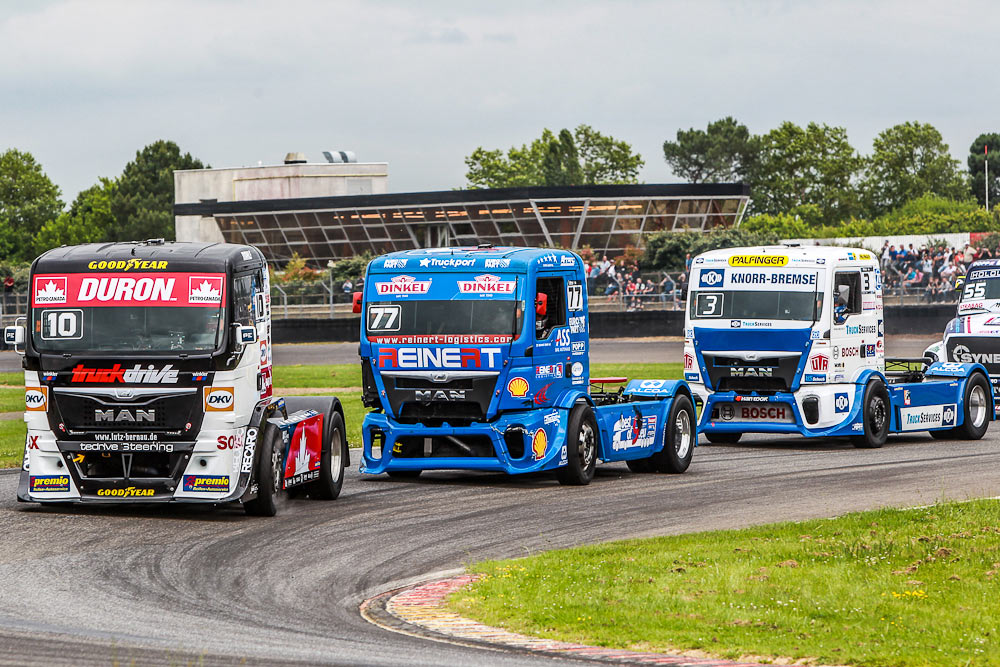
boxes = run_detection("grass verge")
[0,419,25,468]
[449,500,1000,667]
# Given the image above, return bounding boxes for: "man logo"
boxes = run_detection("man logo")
[204,387,235,411]
[95,409,154,423]
[834,392,849,413]
[699,269,724,288]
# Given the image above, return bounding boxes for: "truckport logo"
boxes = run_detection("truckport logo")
[810,355,829,371]
[699,269,724,287]
[834,393,849,413]
[188,276,223,304]
[507,376,530,397]
[374,275,431,295]
[378,347,502,369]
[33,277,66,303]
[457,274,515,294]
[25,387,47,411]
[418,257,474,268]
[952,344,1000,364]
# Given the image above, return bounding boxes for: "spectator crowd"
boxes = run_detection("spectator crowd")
[880,240,999,303]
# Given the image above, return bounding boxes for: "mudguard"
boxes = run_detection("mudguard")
[924,361,989,379]
[622,379,685,399]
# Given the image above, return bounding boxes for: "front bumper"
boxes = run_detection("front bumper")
[694,385,865,438]
[361,407,568,475]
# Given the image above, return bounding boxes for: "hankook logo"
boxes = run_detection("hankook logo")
[95,409,155,423]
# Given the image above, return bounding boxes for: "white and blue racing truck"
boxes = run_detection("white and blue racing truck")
[685,245,993,447]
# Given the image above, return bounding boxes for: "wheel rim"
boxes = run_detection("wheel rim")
[578,421,595,470]
[674,409,692,459]
[330,429,343,482]
[271,440,283,494]
[969,384,987,428]
[870,395,887,435]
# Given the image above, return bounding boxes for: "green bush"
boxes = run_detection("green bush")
[643,228,779,272]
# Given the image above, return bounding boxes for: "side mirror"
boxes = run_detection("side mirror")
[535,293,547,317]
[235,324,257,346]
[4,325,24,354]
[352,291,363,314]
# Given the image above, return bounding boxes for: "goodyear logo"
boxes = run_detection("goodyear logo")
[87,259,168,270]
[728,255,787,267]
[97,486,154,497]
[30,475,69,492]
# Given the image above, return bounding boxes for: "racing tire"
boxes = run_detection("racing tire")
[952,372,991,440]
[705,432,742,445]
[556,404,599,486]
[244,426,287,517]
[651,394,695,474]
[387,470,422,479]
[625,458,656,473]
[308,411,347,500]
[852,379,890,449]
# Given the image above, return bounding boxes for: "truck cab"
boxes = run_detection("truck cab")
[686,245,992,446]
[8,241,347,515]
[359,246,695,484]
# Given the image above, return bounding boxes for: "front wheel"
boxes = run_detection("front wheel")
[244,427,286,517]
[952,373,991,440]
[309,411,347,499]
[651,395,695,474]
[852,380,890,449]
[557,404,599,486]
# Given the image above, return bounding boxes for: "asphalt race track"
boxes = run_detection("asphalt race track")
[0,431,998,666]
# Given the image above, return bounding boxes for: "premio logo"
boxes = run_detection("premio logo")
[33,277,67,304]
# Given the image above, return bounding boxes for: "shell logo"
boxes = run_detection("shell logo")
[507,376,529,398]
[531,429,547,460]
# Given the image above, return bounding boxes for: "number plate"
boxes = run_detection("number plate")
[714,402,795,423]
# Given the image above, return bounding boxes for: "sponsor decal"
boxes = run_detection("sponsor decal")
[191,373,208,382]
[572,341,586,356]
[984,316,1000,326]
[834,392,849,413]
[204,387,235,411]
[729,272,816,286]
[560,255,575,267]
[571,362,584,378]
[241,428,258,474]
[737,405,788,420]
[554,329,572,351]
[418,257,474,268]
[457,274,515,294]
[865,344,876,357]
[939,403,957,426]
[383,258,408,269]
[33,276,67,304]
[684,328,694,338]
[28,435,39,449]
[967,267,1000,281]
[95,408,154,423]
[638,379,666,390]
[97,486,155,497]
[543,411,560,425]
[568,316,586,333]
[80,442,175,452]
[951,345,1000,364]
[804,373,827,383]
[810,355,829,372]
[531,429,548,460]
[41,372,58,382]
[845,324,878,335]
[507,376,530,397]
[611,412,657,451]
[259,366,273,400]
[876,338,884,353]
[903,390,911,406]
[845,252,873,261]
[535,364,563,379]
[699,269,725,287]
[841,346,860,358]
[852,422,864,431]
[30,475,70,493]
[368,334,512,344]
[684,352,695,370]
[70,363,180,384]
[959,302,984,312]
[25,387,47,411]
[728,255,787,267]
[536,253,558,265]
[684,372,700,381]
[484,258,510,269]
[183,475,229,493]
[560,443,568,465]
[282,416,324,488]
[731,320,741,328]
[735,395,768,402]
[217,433,243,450]
[86,259,169,271]
[730,367,772,377]
[532,382,552,406]
[900,404,957,431]
[378,347,502,369]
[811,330,821,339]
[730,320,772,328]
[32,273,226,308]
[374,275,431,295]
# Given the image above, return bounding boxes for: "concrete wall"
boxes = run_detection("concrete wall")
[781,233,975,253]
[174,160,389,243]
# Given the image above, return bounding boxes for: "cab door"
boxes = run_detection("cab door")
[831,269,868,378]
[526,273,574,408]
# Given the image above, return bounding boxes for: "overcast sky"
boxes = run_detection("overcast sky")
[2,0,998,203]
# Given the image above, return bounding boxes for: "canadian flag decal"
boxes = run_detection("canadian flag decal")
[33,277,67,304]
[188,276,224,303]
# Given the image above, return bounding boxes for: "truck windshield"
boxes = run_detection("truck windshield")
[366,300,522,344]
[32,306,225,354]
[960,279,1000,304]
[689,290,823,322]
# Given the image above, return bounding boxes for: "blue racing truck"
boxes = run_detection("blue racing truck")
[686,245,993,447]
[356,246,695,484]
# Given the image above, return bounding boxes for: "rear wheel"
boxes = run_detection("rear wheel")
[308,411,346,499]
[705,432,741,445]
[952,372,990,440]
[244,427,286,517]
[651,395,695,474]
[557,404,598,486]
[852,380,890,449]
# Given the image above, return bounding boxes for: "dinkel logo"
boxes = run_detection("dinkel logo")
[699,269,724,288]
[374,275,431,295]
[834,392,849,413]
[457,274,515,294]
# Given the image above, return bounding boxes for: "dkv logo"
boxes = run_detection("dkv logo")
[25,387,48,411]
[203,387,234,411]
